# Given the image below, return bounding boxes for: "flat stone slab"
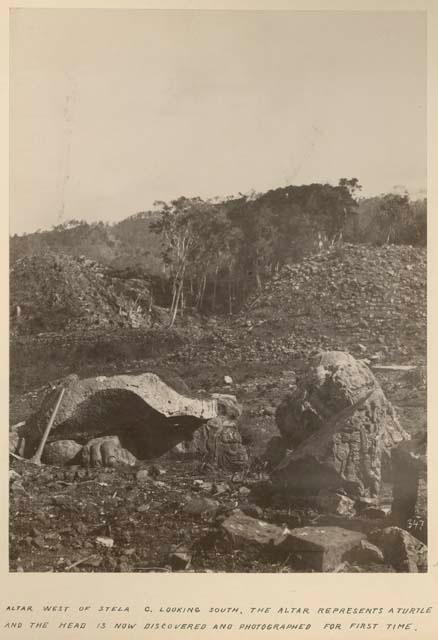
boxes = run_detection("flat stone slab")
[278,526,366,572]
[221,510,290,548]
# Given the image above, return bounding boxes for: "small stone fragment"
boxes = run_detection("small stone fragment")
[169,551,192,571]
[368,526,427,572]
[361,507,388,520]
[240,504,264,519]
[221,510,290,548]
[348,540,384,565]
[95,536,114,549]
[43,440,83,466]
[316,491,356,516]
[9,469,21,483]
[184,496,220,516]
[136,469,151,483]
[278,526,366,572]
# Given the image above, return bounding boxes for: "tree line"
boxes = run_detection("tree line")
[10,179,427,323]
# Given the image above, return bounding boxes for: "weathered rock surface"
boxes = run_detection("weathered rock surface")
[12,373,245,468]
[263,436,288,468]
[80,436,137,467]
[346,540,384,565]
[368,526,427,572]
[221,510,290,548]
[9,469,21,483]
[184,496,220,516]
[316,491,356,517]
[278,526,366,572]
[391,433,427,543]
[172,416,249,471]
[273,351,409,497]
[42,440,83,466]
[240,244,426,360]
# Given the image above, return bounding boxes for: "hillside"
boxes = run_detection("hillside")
[10,252,160,335]
[237,243,426,362]
[10,185,426,319]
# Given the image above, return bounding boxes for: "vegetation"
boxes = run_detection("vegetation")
[11,179,427,321]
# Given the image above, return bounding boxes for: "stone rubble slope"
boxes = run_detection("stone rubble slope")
[240,243,426,361]
[10,252,157,335]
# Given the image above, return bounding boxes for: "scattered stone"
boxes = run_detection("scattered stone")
[136,469,151,483]
[355,497,378,512]
[152,480,168,489]
[221,509,289,548]
[240,504,264,519]
[193,479,213,492]
[137,505,150,513]
[335,561,364,573]
[278,526,366,572]
[9,469,21,483]
[273,351,409,497]
[33,536,47,549]
[347,540,384,565]
[224,376,233,385]
[239,487,251,497]
[316,491,356,516]
[183,496,220,516]
[221,510,290,549]
[169,551,192,571]
[212,482,229,496]
[73,521,88,535]
[95,536,114,549]
[118,560,131,573]
[361,507,388,520]
[42,440,83,466]
[148,464,166,478]
[9,426,26,457]
[368,527,427,572]
[10,481,26,494]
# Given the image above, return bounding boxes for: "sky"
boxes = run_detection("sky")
[10,9,426,235]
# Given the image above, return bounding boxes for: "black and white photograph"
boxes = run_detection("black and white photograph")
[9,7,427,575]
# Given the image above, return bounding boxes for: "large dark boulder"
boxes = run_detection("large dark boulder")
[368,526,427,572]
[391,432,427,543]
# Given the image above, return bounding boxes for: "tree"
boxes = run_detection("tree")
[151,197,221,325]
[380,194,411,244]
[338,177,362,198]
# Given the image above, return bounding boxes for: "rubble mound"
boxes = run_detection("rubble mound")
[11,372,247,470]
[10,252,158,335]
[242,243,426,359]
[271,351,409,497]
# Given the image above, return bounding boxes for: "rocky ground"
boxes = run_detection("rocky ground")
[10,252,161,335]
[8,453,426,574]
[9,361,426,573]
[9,243,427,573]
